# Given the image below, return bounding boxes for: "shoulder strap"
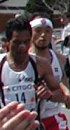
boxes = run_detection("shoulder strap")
[0,56,7,79]
[0,56,7,107]
[29,56,38,84]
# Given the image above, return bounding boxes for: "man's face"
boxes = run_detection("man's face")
[9,30,31,64]
[32,26,53,48]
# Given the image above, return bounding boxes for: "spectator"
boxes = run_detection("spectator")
[0,101,39,130]
[61,34,70,88]
[61,12,70,40]
[0,37,8,53]
[61,34,70,55]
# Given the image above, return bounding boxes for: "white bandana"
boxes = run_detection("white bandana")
[30,18,53,29]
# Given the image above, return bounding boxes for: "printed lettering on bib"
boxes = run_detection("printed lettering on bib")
[3,82,36,111]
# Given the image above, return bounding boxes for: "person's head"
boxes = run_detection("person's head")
[61,12,70,27]
[0,37,8,53]
[30,17,53,50]
[5,15,32,64]
[63,34,70,47]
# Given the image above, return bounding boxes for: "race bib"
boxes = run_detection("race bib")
[3,82,37,111]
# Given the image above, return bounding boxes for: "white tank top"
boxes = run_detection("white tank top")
[1,59,35,85]
[50,49,62,81]
[40,49,63,119]
[1,54,37,111]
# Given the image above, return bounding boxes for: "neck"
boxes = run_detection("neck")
[30,44,47,55]
[31,45,52,63]
[7,52,29,71]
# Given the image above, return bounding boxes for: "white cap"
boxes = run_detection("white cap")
[30,18,53,29]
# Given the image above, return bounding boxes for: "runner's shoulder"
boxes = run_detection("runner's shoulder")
[29,52,49,64]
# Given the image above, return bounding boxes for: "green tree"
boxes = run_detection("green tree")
[25,0,52,13]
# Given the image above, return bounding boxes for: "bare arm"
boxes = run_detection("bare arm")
[36,56,70,108]
[56,52,69,87]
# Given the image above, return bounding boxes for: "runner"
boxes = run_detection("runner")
[30,17,70,130]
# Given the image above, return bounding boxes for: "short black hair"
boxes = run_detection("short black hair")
[63,35,70,47]
[1,37,7,42]
[6,15,32,41]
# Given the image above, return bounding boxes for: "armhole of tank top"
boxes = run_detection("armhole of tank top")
[0,56,7,80]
